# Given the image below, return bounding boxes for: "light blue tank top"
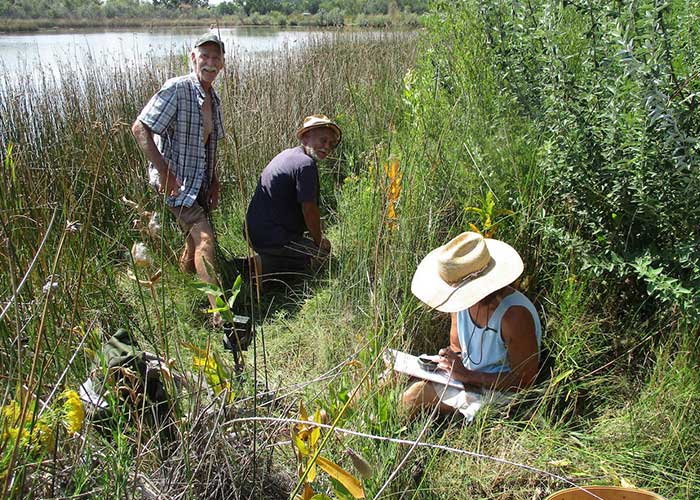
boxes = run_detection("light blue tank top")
[456,290,542,374]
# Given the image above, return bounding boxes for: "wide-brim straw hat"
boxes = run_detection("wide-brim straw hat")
[411,232,523,312]
[295,114,342,146]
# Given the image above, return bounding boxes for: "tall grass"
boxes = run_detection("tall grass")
[0,30,423,499]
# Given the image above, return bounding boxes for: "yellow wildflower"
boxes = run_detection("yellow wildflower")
[2,401,21,442]
[31,421,55,453]
[60,390,84,434]
[4,425,19,444]
[2,401,20,423]
[383,158,402,229]
[8,421,55,455]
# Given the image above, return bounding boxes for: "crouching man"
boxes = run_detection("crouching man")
[244,114,341,281]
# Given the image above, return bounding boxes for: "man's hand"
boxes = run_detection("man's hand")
[301,201,330,256]
[318,237,331,254]
[160,166,182,198]
[208,176,221,210]
[438,347,461,358]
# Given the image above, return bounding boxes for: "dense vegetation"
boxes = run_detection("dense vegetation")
[1,0,699,499]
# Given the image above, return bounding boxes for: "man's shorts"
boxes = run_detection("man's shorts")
[167,201,209,234]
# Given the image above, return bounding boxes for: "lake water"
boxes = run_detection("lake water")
[0,26,341,85]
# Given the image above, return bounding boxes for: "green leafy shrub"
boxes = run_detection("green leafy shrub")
[420,0,700,324]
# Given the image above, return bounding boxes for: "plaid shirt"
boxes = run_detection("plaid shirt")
[138,73,225,207]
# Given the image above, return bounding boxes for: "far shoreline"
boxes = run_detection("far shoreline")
[0,13,424,34]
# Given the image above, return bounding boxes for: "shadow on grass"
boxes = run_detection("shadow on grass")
[218,249,339,326]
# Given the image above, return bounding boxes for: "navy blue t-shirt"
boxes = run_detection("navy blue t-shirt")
[246,146,319,248]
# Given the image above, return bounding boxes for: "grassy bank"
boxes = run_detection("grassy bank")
[0,17,216,33]
[0,12,424,33]
[2,1,699,499]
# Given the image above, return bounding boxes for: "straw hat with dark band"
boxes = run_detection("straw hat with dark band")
[296,114,342,146]
[411,232,523,312]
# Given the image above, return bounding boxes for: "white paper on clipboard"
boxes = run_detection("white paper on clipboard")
[388,349,464,390]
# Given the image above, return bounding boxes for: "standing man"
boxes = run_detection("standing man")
[132,33,225,318]
[245,114,341,279]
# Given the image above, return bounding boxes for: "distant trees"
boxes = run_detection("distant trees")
[0,0,428,20]
[212,1,241,16]
[210,0,427,16]
[240,0,277,16]
[0,0,98,18]
[0,0,199,18]
[153,0,208,7]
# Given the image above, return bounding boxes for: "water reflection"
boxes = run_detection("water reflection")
[0,26,334,85]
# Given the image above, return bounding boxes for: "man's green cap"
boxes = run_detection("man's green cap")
[194,33,225,54]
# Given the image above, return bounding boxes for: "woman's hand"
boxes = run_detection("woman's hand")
[437,348,473,384]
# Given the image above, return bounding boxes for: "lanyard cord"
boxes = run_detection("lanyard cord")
[463,301,499,367]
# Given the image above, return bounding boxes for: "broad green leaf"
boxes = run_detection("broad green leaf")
[189,281,224,297]
[292,431,309,457]
[207,307,228,314]
[330,478,356,500]
[309,495,332,500]
[316,455,365,499]
[230,274,242,299]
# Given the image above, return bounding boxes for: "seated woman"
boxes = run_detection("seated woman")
[402,231,542,419]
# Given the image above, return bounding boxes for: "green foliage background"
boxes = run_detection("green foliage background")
[415,0,700,321]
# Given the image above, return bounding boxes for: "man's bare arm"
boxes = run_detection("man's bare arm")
[131,120,181,197]
[301,201,331,252]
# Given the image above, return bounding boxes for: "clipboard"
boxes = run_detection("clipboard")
[388,349,464,390]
